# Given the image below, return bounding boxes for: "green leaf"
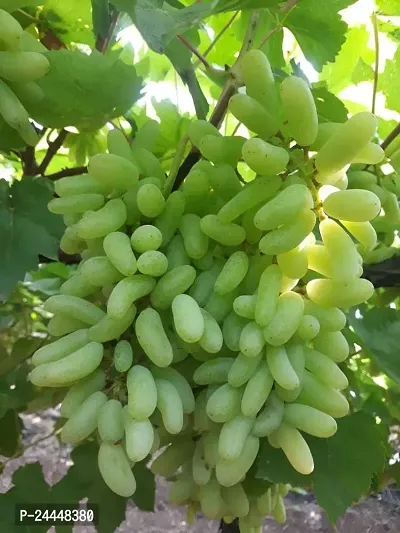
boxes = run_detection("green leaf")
[0,178,64,300]
[24,50,143,130]
[41,0,94,47]
[351,57,375,85]
[377,20,400,44]
[381,47,400,113]
[257,413,387,523]
[0,117,26,152]
[0,337,43,376]
[52,442,127,533]
[312,83,349,123]
[320,25,374,93]
[285,0,355,72]
[0,0,40,10]
[132,462,156,511]
[377,0,400,15]
[92,0,110,40]
[0,409,21,457]
[348,308,400,385]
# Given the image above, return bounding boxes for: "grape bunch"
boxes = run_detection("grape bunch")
[29,48,384,531]
[0,9,49,146]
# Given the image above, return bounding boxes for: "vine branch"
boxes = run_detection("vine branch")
[381,122,400,151]
[371,12,379,115]
[95,9,120,53]
[45,166,88,180]
[37,129,68,176]
[178,35,214,72]
[194,12,239,67]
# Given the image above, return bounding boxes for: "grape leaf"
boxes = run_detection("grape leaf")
[381,47,400,113]
[257,413,387,523]
[23,50,143,130]
[0,0,40,10]
[348,307,400,385]
[132,462,156,511]
[285,0,355,72]
[0,178,64,300]
[320,25,374,93]
[376,0,400,15]
[0,409,21,457]
[92,0,110,40]
[351,57,374,85]
[312,83,349,123]
[0,117,26,151]
[0,337,43,376]
[212,0,282,13]
[41,0,94,46]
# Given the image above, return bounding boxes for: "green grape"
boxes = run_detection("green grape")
[155,379,184,434]
[131,224,163,253]
[295,314,320,341]
[347,170,378,188]
[206,384,242,423]
[187,119,221,147]
[88,304,137,343]
[199,134,226,164]
[55,174,109,197]
[44,295,105,325]
[304,348,348,389]
[0,9,24,50]
[298,370,349,418]
[254,184,313,231]
[221,136,247,167]
[310,122,341,151]
[240,49,279,118]
[107,275,156,319]
[193,358,235,385]
[277,244,308,279]
[61,391,108,443]
[103,232,137,277]
[222,483,249,517]
[252,392,284,437]
[60,273,97,298]
[242,138,289,176]
[239,321,265,358]
[218,176,282,224]
[223,312,250,351]
[135,308,173,367]
[323,189,381,222]
[229,94,279,139]
[306,277,374,308]
[88,153,138,190]
[48,315,87,337]
[312,330,349,363]
[107,128,132,160]
[201,215,246,246]
[125,417,154,461]
[228,352,261,387]
[80,257,123,287]
[113,340,133,372]
[219,414,254,462]
[127,365,157,420]
[306,244,332,277]
[192,439,212,486]
[275,343,305,402]
[320,218,361,281]
[194,390,213,432]
[137,183,165,218]
[273,495,286,524]
[60,369,105,418]
[169,469,195,505]
[179,213,209,260]
[182,167,210,213]
[199,309,224,354]
[214,252,249,295]
[98,442,136,497]
[0,79,38,146]
[150,439,195,477]
[266,345,299,391]
[241,205,263,244]
[216,435,259,487]
[273,423,314,475]
[284,403,337,438]
[280,76,318,146]
[134,119,160,153]
[0,51,49,82]
[59,226,85,255]
[98,399,124,442]
[352,142,385,164]
[150,265,196,310]
[200,476,225,520]
[132,146,165,183]
[76,199,127,239]
[303,300,346,331]
[241,361,273,416]
[315,112,377,176]
[172,294,204,343]
[137,250,168,277]
[203,428,220,468]
[233,295,256,320]
[151,366,195,414]
[189,261,223,306]
[32,329,89,366]
[166,235,190,271]
[255,264,282,327]
[256,489,272,515]
[209,164,242,200]
[193,248,214,271]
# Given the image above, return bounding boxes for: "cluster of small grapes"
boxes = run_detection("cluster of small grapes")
[0,9,49,145]
[29,48,386,532]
